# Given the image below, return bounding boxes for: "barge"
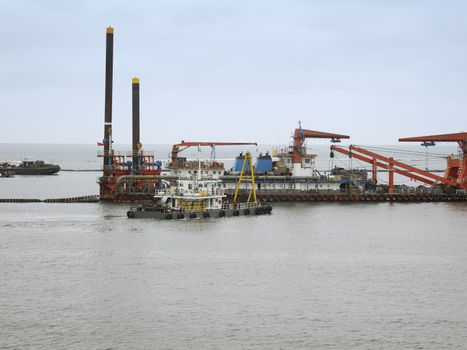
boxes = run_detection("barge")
[1,160,60,175]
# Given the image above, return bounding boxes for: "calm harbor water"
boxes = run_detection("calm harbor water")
[1,144,466,349]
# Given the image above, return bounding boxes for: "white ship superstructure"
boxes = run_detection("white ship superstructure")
[128,152,272,219]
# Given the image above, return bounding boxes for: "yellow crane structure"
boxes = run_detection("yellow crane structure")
[233,151,257,205]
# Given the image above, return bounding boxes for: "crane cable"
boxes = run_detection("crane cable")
[354,145,448,158]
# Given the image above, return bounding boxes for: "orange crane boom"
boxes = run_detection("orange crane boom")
[399,132,467,144]
[349,145,455,187]
[331,138,466,193]
[331,146,437,186]
[399,132,467,189]
[171,141,257,164]
[293,125,349,163]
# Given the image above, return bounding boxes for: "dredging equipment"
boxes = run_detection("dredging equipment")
[331,132,467,193]
[290,121,349,176]
[97,27,159,201]
[96,27,258,202]
[93,27,465,204]
[102,26,113,173]
[399,132,467,190]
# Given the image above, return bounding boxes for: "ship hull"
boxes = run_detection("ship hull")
[127,204,272,220]
[13,166,60,175]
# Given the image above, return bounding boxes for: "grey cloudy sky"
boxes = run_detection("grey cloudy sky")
[1,0,466,145]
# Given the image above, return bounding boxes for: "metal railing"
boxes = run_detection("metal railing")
[221,202,259,210]
[155,188,225,197]
[125,151,155,157]
[391,187,444,194]
[97,150,155,158]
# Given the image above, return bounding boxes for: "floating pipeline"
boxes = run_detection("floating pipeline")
[2,193,465,204]
[0,198,42,203]
[228,191,467,203]
[0,195,99,203]
[44,195,100,203]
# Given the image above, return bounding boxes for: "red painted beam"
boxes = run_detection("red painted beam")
[350,145,457,187]
[399,132,467,143]
[388,158,394,193]
[332,146,436,186]
[332,146,386,168]
[297,129,350,140]
[293,129,349,163]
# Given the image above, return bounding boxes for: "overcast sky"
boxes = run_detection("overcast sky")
[1,0,466,145]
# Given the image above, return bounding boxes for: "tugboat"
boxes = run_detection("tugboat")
[127,151,272,220]
[7,160,60,175]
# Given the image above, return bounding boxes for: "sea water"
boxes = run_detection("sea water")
[1,144,466,349]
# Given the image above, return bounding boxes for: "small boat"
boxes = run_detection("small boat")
[7,160,60,175]
[127,151,272,220]
[127,179,272,220]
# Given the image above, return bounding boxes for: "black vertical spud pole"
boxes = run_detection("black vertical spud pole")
[103,26,114,172]
[132,77,141,171]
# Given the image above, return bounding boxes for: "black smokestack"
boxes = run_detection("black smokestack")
[132,77,141,171]
[103,26,114,171]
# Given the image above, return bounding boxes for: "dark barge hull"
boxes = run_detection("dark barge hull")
[127,204,273,220]
[13,166,60,175]
[229,191,467,203]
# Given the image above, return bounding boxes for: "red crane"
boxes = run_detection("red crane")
[292,122,349,164]
[399,132,467,189]
[331,145,458,193]
[171,141,257,164]
[330,131,467,193]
